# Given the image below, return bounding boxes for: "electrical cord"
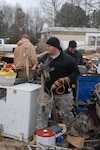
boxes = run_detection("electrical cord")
[52,77,71,95]
[37,77,71,106]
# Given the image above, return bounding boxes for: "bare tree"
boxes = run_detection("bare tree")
[27,8,41,37]
[0,1,42,42]
[2,5,15,28]
[0,2,15,37]
[26,7,41,38]
[63,0,100,14]
[77,0,100,14]
[66,0,83,6]
[40,0,64,26]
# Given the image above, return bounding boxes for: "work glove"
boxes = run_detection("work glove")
[35,62,45,75]
[35,62,50,81]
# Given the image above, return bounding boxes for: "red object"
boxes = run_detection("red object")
[36,129,55,137]
[6,64,15,69]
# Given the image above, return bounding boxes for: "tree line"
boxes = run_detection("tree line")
[0,0,100,44]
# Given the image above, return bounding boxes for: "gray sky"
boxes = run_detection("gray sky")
[2,0,40,10]
[1,0,99,12]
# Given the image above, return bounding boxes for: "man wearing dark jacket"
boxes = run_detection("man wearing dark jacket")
[64,40,83,100]
[64,40,83,65]
[35,37,79,129]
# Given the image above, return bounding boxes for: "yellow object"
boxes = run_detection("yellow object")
[72,84,76,88]
[0,68,16,76]
[58,123,67,133]
[33,134,36,140]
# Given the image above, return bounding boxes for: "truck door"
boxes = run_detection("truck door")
[0,39,4,51]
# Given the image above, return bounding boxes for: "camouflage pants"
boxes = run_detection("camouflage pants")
[36,91,74,129]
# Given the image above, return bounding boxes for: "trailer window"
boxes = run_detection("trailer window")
[97,36,100,46]
[88,36,95,46]
[0,40,2,44]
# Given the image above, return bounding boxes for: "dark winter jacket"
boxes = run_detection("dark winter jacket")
[64,49,83,65]
[39,50,79,94]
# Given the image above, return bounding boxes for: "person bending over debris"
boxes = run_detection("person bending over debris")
[35,37,79,129]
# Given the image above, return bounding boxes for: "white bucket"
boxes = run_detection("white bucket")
[36,129,55,149]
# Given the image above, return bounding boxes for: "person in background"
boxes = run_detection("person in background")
[14,34,38,80]
[64,40,83,100]
[35,37,79,129]
[64,40,83,65]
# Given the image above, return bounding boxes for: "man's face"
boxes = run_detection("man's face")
[46,44,56,55]
[69,47,76,54]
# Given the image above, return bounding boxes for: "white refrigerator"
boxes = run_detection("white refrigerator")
[0,83,41,142]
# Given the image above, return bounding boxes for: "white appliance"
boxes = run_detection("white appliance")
[0,83,41,142]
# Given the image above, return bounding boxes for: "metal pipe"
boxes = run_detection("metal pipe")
[24,45,29,82]
[85,139,100,142]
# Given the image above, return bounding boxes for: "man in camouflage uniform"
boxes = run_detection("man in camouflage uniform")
[36,37,79,129]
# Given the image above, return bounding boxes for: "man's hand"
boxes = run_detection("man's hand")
[35,62,50,81]
[58,77,70,86]
[52,77,70,90]
[35,62,44,75]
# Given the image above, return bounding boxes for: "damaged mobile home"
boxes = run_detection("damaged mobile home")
[41,23,100,51]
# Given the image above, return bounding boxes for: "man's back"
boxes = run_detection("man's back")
[14,35,38,69]
[14,34,38,79]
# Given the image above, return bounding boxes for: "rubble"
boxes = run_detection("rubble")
[0,51,100,150]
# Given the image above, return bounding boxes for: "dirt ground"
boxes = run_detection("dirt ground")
[0,130,100,150]
[0,138,36,150]
[0,139,28,150]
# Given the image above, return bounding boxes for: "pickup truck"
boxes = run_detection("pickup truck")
[0,38,17,52]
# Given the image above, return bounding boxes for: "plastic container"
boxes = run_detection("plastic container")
[0,75,16,86]
[0,68,16,86]
[36,129,55,149]
[77,76,100,101]
[56,135,64,144]
[48,125,63,137]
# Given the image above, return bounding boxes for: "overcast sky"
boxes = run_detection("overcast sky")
[1,0,99,12]
[1,0,40,10]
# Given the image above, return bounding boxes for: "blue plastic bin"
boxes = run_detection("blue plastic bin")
[77,75,100,102]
